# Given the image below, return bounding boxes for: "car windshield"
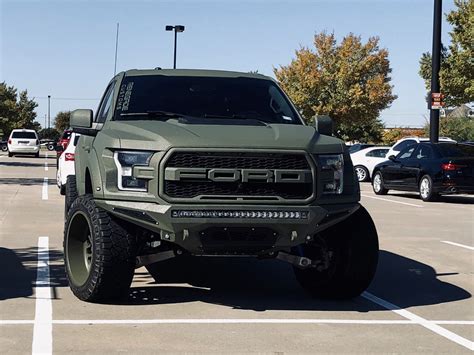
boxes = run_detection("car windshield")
[437,143,474,157]
[114,75,301,125]
[11,131,36,139]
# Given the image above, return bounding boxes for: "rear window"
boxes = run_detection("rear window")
[437,144,474,157]
[11,131,36,139]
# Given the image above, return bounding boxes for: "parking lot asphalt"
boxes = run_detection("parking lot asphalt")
[0,152,473,353]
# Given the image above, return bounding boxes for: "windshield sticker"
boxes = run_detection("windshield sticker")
[116,82,134,111]
[282,115,293,121]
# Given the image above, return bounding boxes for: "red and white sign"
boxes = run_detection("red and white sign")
[431,93,445,110]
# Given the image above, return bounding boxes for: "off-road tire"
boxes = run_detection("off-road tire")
[354,165,370,182]
[372,171,388,195]
[419,175,438,202]
[59,184,66,196]
[65,175,78,217]
[64,194,137,302]
[293,205,379,299]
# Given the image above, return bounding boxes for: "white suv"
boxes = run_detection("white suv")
[7,129,40,157]
[386,136,455,158]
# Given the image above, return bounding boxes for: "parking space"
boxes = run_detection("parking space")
[0,152,473,353]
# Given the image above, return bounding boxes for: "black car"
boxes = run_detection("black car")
[372,142,474,201]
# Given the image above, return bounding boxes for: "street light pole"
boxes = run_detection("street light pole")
[47,95,51,129]
[173,29,178,69]
[165,25,185,69]
[429,0,442,143]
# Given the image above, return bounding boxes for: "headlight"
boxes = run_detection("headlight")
[114,151,153,191]
[318,154,344,194]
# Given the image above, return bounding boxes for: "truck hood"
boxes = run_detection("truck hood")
[103,119,344,154]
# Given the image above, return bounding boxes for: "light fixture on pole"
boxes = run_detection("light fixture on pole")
[165,25,185,69]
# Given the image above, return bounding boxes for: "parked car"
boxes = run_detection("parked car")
[350,146,390,182]
[7,129,40,157]
[56,129,72,167]
[56,129,72,157]
[385,136,455,159]
[347,143,374,154]
[372,142,474,201]
[57,133,80,195]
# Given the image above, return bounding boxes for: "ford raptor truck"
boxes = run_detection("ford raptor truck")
[64,69,379,302]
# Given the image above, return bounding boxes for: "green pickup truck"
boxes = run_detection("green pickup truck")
[64,69,378,302]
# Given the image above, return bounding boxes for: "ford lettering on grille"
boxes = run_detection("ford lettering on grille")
[162,151,315,201]
[165,168,312,183]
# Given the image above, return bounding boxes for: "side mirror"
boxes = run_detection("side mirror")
[388,155,396,161]
[70,109,98,136]
[70,109,93,129]
[55,145,64,152]
[314,115,333,136]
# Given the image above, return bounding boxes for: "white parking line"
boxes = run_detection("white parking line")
[441,241,474,251]
[42,178,48,200]
[363,292,473,351]
[361,194,424,208]
[44,162,48,171]
[0,319,472,326]
[32,236,52,355]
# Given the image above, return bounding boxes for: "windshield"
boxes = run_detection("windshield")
[437,143,474,157]
[114,75,302,124]
[11,131,36,139]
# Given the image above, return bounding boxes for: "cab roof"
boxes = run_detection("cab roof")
[121,68,272,80]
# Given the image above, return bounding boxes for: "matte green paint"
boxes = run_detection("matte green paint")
[73,69,360,254]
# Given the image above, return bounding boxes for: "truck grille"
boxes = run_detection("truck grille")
[162,151,314,201]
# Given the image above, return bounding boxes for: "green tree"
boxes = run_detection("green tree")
[54,111,71,132]
[38,128,60,141]
[419,0,474,106]
[0,82,39,137]
[424,117,474,141]
[274,32,396,141]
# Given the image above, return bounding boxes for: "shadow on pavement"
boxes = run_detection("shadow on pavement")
[389,192,474,205]
[116,250,471,311]
[0,178,57,185]
[0,247,67,301]
[0,161,55,168]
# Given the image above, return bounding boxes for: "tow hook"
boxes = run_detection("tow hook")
[276,251,314,269]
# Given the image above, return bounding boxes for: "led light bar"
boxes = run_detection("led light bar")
[171,210,308,219]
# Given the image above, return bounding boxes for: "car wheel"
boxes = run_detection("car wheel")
[64,194,137,302]
[1,145,7,152]
[8,152,13,157]
[60,184,66,196]
[354,165,370,182]
[372,171,388,195]
[293,206,379,299]
[65,175,78,218]
[47,144,55,151]
[419,175,438,202]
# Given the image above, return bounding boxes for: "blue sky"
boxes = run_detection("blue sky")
[1,0,456,128]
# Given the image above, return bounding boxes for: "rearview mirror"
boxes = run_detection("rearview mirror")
[70,109,93,129]
[388,155,396,161]
[314,115,333,136]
